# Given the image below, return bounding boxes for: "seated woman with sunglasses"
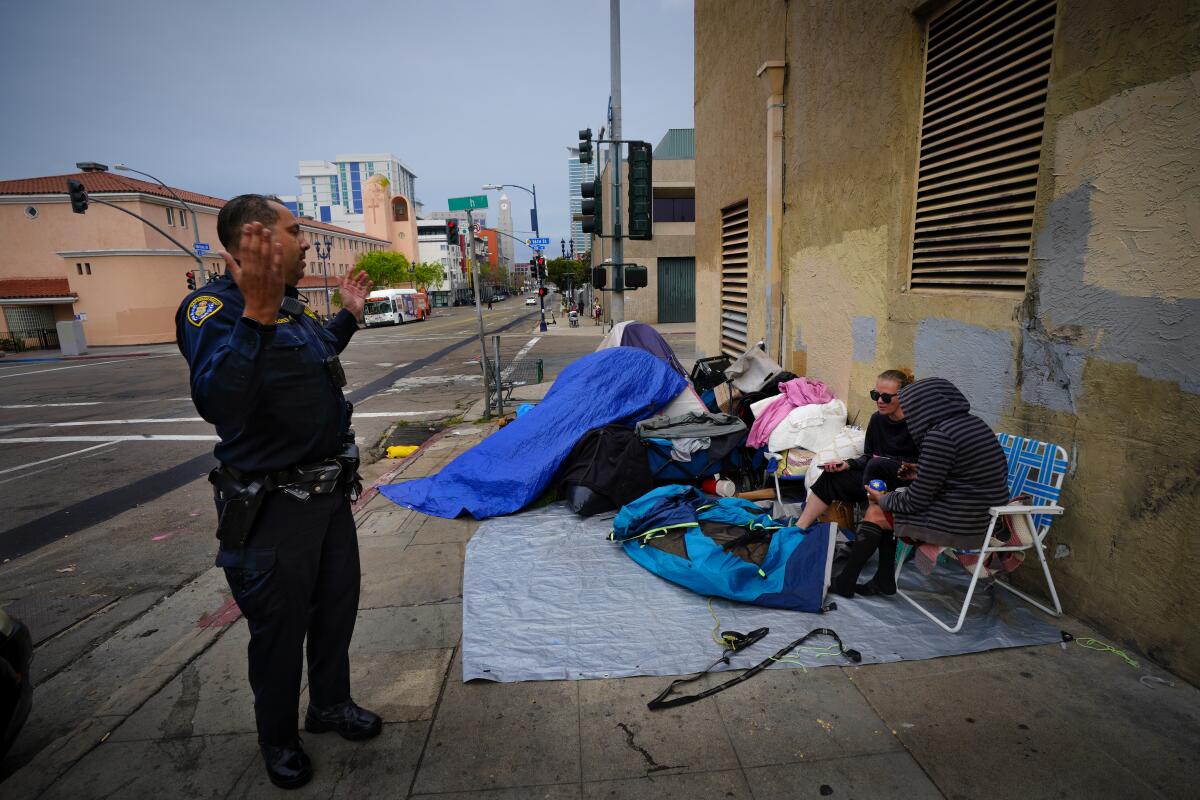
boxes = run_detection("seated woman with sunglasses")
[793,369,919,597]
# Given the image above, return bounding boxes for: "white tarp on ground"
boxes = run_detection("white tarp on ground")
[462,503,1064,683]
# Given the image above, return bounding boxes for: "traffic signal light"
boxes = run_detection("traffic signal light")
[536,255,546,279]
[578,129,593,165]
[580,178,600,235]
[67,179,89,214]
[591,266,607,289]
[186,270,197,290]
[624,265,648,289]
[627,141,653,240]
[445,219,459,246]
[538,287,548,297]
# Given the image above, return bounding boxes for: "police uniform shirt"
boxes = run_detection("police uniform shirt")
[176,275,359,474]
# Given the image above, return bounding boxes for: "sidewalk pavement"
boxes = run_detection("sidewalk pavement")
[532,318,698,338]
[7,421,1198,799]
[0,343,177,363]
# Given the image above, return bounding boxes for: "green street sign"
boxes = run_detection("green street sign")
[448,194,489,212]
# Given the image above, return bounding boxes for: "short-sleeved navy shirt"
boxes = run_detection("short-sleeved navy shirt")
[175,275,359,473]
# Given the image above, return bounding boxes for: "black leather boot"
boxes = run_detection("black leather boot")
[857,529,898,596]
[260,741,312,789]
[304,700,383,741]
[829,522,883,598]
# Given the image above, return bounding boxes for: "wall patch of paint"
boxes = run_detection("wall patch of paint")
[851,316,877,362]
[1031,183,1200,395]
[915,318,1015,427]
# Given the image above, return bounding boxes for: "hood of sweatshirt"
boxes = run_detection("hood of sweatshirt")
[897,377,971,445]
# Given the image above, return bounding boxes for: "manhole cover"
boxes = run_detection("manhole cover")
[383,423,443,449]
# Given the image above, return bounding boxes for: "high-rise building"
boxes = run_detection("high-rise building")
[281,153,417,232]
[567,148,595,257]
[497,194,514,274]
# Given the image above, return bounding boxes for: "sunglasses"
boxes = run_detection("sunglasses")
[870,390,896,403]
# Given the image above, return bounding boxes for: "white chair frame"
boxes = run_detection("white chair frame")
[893,439,1068,633]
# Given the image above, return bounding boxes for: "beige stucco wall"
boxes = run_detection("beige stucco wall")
[696,0,1200,682]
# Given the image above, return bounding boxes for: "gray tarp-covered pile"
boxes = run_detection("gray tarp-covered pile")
[462,503,1063,683]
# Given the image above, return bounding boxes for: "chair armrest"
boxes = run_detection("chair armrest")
[990,503,1064,516]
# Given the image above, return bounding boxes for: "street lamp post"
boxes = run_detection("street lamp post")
[110,163,205,275]
[482,182,545,332]
[314,237,333,318]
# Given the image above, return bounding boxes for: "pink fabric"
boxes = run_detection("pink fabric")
[746,377,835,448]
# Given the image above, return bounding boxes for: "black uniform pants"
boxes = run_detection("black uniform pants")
[216,489,361,746]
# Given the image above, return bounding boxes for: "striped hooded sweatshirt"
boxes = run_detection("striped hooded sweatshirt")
[879,378,1009,544]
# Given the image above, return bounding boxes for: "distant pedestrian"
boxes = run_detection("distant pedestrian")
[176,195,381,790]
[487,297,493,310]
[593,302,603,325]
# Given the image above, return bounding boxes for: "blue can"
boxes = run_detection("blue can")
[867,479,887,492]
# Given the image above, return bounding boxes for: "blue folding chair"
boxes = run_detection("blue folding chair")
[894,433,1069,633]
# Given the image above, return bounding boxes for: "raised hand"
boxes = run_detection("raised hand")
[338,269,374,321]
[221,222,284,325]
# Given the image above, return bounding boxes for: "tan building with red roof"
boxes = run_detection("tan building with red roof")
[0,172,389,347]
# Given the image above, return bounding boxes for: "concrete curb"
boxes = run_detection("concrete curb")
[4,569,232,798]
[0,351,154,364]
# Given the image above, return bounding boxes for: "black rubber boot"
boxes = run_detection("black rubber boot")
[829,522,883,598]
[857,529,897,596]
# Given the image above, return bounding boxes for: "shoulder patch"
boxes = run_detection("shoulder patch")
[303,307,319,321]
[186,295,224,327]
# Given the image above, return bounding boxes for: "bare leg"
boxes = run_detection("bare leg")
[796,492,829,529]
[863,502,892,529]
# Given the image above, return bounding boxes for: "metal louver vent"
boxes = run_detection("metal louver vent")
[720,200,749,356]
[910,0,1058,293]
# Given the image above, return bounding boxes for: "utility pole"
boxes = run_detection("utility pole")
[467,209,490,418]
[609,0,625,326]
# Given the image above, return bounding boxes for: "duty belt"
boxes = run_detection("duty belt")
[221,459,356,501]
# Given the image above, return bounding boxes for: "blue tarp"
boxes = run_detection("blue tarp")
[380,347,687,519]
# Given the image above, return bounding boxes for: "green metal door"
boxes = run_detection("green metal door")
[657,257,696,323]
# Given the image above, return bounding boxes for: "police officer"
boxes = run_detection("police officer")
[176,195,379,789]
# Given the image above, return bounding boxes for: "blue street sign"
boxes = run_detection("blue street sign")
[194,242,210,255]
[527,237,550,247]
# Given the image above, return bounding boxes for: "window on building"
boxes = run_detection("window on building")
[180,210,187,229]
[908,0,1058,293]
[76,263,83,275]
[652,195,696,222]
[166,207,175,226]
[720,200,749,357]
[85,262,92,275]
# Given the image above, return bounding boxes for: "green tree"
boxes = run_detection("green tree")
[546,257,587,288]
[355,250,411,287]
[411,262,445,291]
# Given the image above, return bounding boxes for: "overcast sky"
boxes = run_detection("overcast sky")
[0,0,693,258]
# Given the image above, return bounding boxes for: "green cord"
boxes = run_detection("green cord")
[1076,637,1139,668]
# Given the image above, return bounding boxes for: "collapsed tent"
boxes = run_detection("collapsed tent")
[380,347,686,519]
[596,321,687,376]
[610,485,837,612]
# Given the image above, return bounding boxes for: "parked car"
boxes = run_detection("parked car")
[525,297,537,306]
[0,607,33,759]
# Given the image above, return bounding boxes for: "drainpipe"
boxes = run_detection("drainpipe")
[757,60,787,365]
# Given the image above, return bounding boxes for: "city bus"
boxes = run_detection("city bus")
[363,288,429,327]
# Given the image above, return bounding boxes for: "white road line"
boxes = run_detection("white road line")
[0,402,104,409]
[0,435,218,443]
[0,410,453,432]
[0,354,176,379]
[0,444,121,485]
[501,337,541,380]
[0,441,118,476]
[0,417,207,432]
